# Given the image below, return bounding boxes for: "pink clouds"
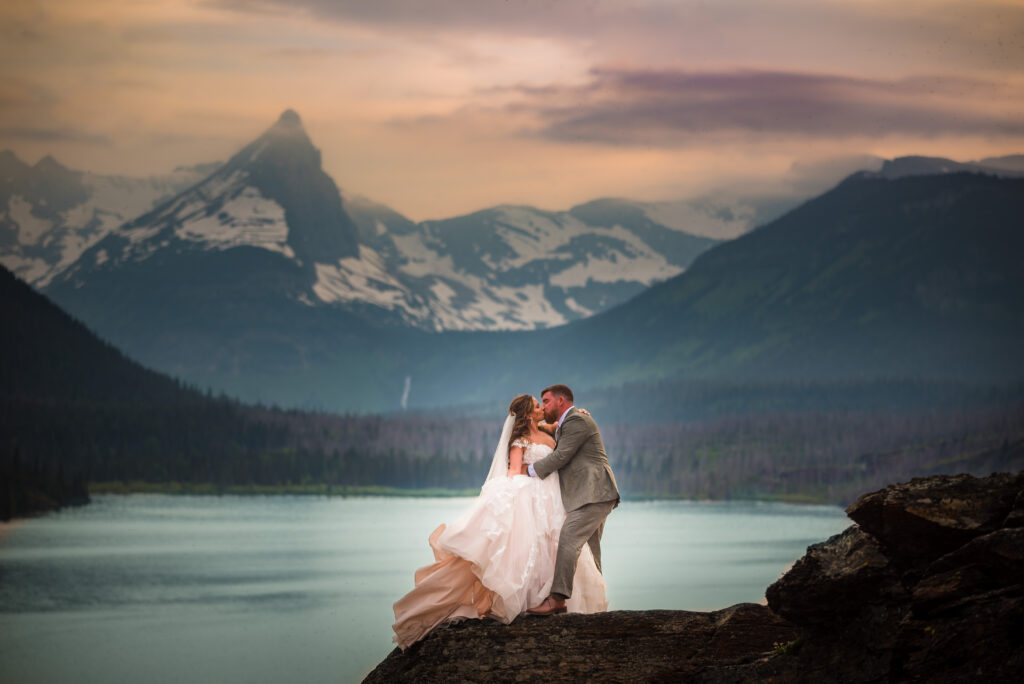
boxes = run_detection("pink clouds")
[511,68,1024,145]
[0,0,1022,219]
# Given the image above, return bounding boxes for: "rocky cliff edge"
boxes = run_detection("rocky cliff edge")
[364,471,1024,683]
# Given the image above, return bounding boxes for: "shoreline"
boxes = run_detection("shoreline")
[88,482,482,498]
[0,518,23,544]
[86,481,837,506]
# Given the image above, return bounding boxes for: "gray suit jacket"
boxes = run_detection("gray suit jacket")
[532,408,620,512]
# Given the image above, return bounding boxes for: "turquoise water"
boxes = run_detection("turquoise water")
[0,495,849,683]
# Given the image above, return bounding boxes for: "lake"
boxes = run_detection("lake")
[0,495,849,683]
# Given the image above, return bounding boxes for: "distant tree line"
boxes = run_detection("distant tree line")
[601,403,1024,503]
[0,396,495,492]
[3,390,1023,510]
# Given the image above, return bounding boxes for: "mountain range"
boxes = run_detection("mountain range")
[3,110,751,333]
[551,171,1024,385]
[45,170,1024,413]
[23,113,1019,336]
[0,151,214,287]
[3,111,1023,412]
[363,170,1024,411]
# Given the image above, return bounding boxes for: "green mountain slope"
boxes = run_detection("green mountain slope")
[544,171,1024,387]
[1,264,202,404]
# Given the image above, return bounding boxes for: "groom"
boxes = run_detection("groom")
[526,384,620,615]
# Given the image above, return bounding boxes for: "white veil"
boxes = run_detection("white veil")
[483,414,515,484]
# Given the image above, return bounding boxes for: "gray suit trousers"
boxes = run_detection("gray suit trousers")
[551,498,617,600]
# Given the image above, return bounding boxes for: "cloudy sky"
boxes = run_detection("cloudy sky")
[2,0,1023,220]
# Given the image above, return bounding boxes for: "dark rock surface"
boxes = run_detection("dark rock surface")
[365,471,1024,683]
[845,471,1024,568]
[766,470,1024,683]
[363,603,796,683]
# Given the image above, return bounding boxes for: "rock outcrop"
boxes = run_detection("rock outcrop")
[765,470,1024,683]
[364,471,1024,683]
[364,603,796,683]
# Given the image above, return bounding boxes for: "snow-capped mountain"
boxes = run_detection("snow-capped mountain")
[47,110,728,332]
[60,109,359,281]
[22,107,1024,339]
[0,151,215,286]
[338,196,722,329]
[21,107,1024,411]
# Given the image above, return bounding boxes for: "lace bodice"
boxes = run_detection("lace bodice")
[511,439,554,465]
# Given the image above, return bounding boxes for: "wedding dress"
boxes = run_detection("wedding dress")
[392,428,608,649]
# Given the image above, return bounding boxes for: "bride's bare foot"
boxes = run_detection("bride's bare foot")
[527,595,567,615]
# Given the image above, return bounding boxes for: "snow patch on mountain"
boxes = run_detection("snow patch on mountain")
[482,282,566,328]
[1,159,214,286]
[305,200,723,330]
[313,246,425,314]
[175,186,291,256]
[429,280,457,308]
[639,199,754,240]
[83,169,204,227]
[54,227,107,272]
[389,232,455,278]
[550,248,674,288]
[5,254,50,284]
[487,207,570,268]
[199,169,248,203]
[563,297,589,316]
[428,280,568,330]
[7,197,53,245]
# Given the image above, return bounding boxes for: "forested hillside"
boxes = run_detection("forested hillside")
[549,172,1024,387]
[5,255,1024,518]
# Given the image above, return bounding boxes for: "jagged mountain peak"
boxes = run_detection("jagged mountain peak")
[2,151,90,221]
[29,155,83,194]
[259,108,311,145]
[34,154,66,171]
[82,110,360,270]
[1,148,24,163]
[0,149,29,176]
[234,109,317,169]
[275,108,303,128]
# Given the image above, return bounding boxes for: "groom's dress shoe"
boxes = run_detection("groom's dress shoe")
[527,596,567,615]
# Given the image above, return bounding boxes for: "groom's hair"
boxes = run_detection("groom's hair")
[541,384,574,403]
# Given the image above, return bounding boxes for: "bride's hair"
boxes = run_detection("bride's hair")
[507,394,535,455]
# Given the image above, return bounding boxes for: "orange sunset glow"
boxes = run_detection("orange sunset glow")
[2,0,1023,220]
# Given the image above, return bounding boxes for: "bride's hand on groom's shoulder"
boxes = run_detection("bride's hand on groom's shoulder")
[577,408,591,416]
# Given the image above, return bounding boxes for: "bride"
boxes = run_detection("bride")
[391,394,608,649]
